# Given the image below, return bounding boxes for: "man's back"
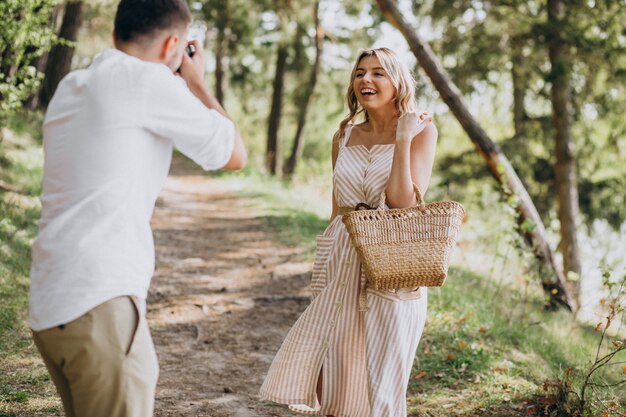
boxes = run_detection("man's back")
[29,1,245,415]
[30,49,234,331]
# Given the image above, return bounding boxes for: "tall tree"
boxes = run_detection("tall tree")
[417,0,626,225]
[510,35,528,141]
[39,0,83,109]
[547,0,581,287]
[284,1,323,177]
[214,25,227,104]
[375,0,575,309]
[266,43,288,175]
[26,3,63,110]
[403,0,626,295]
[213,1,229,104]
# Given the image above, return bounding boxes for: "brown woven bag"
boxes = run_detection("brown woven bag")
[342,184,465,296]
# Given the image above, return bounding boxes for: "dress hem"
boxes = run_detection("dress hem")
[259,392,317,410]
[260,392,364,417]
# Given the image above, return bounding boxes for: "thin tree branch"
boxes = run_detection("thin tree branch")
[0,179,23,193]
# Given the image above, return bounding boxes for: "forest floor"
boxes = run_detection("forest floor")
[148,158,307,417]
[140,157,541,417]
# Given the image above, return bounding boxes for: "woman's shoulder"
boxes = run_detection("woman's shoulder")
[349,121,369,135]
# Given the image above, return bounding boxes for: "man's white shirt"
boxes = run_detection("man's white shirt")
[29,48,234,331]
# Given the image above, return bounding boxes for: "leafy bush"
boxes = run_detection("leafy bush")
[0,0,56,126]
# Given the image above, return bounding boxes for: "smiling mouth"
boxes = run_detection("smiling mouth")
[360,88,377,96]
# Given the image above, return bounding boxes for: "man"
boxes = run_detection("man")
[29,0,246,416]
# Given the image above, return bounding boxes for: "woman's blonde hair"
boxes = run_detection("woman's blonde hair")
[334,47,417,142]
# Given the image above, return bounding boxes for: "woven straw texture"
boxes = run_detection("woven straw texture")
[342,193,464,291]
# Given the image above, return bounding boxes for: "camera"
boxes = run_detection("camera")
[186,22,206,57]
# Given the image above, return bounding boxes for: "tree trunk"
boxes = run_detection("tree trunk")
[547,0,582,291]
[39,0,83,109]
[511,37,526,140]
[215,26,227,105]
[27,3,63,110]
[266,44,288,176]
[375,0,575,310]
[214,1,228,105]
[284,1,323,177]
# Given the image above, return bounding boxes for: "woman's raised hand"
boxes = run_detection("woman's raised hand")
[395,111,432,144]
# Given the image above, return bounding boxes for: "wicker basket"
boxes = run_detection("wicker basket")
[342,184,465,291]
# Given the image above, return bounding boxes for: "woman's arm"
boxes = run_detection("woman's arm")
[386,113,438,208]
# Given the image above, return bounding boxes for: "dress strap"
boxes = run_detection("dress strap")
[341,124,355,148]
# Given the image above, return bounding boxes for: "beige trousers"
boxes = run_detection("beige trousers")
[32,296,159,417]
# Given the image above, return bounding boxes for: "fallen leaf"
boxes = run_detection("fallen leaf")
[414,371,427,380]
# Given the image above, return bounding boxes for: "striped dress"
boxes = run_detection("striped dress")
[260,124,429,417]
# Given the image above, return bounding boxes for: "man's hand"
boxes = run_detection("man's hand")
[178,39,205,89]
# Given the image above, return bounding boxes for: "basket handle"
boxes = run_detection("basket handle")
[377,183,426,211]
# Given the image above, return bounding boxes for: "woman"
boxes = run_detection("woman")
[260,47,438,417]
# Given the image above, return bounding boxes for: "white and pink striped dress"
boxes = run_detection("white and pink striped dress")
[260,124,429,417]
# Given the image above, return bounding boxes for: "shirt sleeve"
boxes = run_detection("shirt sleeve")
[142,66,235,171]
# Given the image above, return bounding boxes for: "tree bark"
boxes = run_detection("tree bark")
[27,3,63,110]
[511,37,526,140]
[284,1,323,177]
[547,0,582,290]
[215,26,227,105]
[266,44,288,176]
[214,1,228,105]
[375,0,575,310]
[39,0,83,109]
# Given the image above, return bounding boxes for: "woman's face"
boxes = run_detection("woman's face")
[353,55,396,113]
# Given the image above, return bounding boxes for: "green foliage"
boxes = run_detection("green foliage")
[193,0,376,177]
[539,271,626,416]
[406,268,625,416]
[0,119,42,355]
[0,118,61,415]
[211,174,625,415]
[0,0,56,126]
[419,0,626,229]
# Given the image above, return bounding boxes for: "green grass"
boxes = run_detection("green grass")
[211,171,332,257]
[406,268,625,416]
[214,173,625,416]
[0,117,62,416]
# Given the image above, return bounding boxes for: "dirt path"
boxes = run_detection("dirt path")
[149,160,309,417]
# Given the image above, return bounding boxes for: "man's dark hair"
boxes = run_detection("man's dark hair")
[114,0,192,42]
